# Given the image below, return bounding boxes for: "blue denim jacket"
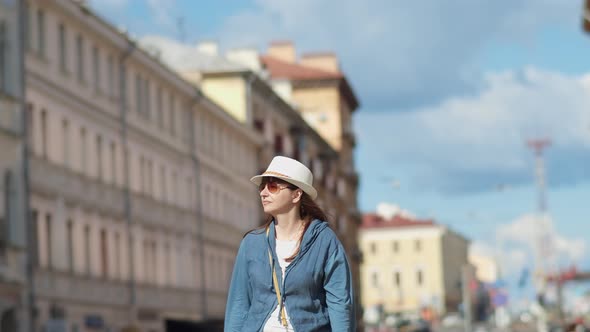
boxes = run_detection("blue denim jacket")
[224,219,355,332]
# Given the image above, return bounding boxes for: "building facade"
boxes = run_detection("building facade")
[141,39,364,327]
[260,42,363,323]
[359,213,470,322]
[21,0,262,331]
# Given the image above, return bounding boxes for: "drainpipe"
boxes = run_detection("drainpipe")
[186,89,208,321]
[119,39,137,328]
[17,0,35,331]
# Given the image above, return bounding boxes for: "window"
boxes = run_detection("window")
[76,34,84,82]
[26,104,34,146]
[96,135,103,181]
[31,209,39,266]
[144,79,150,118]
[120,63,128,105]
[156,87,163,128]
[84,225,91,275]
[58,23,66,71]
[187,177,193,209]
[92,46,100,93]
[160,165,166,201]
[37,10,45,56]
[370,242,376,254]
[139,156,145,193]
[417,269,424,286]
[114,232,121,279]
[172,171,178,204]
[80,127,87,173]
[147,160,153,196]
[45,214,52,269]
[62,119,69,167]
[164,243,171,285]
[100,229,108,278]
[394,271,401,287]
[107,55,114,97]
[135,73,142,114]
[143,239,150,283]
[0,20,6,92]
[415,239,421,252]
[274,134,283,155]
[169,94,175,135]
[371,272,378,288]
[40,109,48,159]
[392,241,399,253]
[66,219,74,273]
[110,142,116,185]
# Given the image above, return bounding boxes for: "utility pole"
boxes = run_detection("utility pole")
[461,265,473,332]
[527,138,551,332]
[16,0,36,331]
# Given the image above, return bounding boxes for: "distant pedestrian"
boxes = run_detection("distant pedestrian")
[224,156,355,332]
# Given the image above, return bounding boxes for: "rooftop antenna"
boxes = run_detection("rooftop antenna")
[526,137,552,325]
[527,138,551,213]
[177,16,186,43]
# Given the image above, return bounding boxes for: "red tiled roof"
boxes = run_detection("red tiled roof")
[260,55,360,110]
[361,213,436,229]
[260,55,344,81]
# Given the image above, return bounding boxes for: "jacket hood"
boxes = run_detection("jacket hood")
[266,219,328,258]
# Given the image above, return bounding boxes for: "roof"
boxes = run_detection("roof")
[361,213,436,229]
[139,36,248,73]
[260,55,360,110]
[260,55,344,80]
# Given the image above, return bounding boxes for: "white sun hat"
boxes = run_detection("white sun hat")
[250,156,318,200]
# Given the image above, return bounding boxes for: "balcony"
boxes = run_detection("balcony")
[35,270,129,307]
[131,194,196,234]
[35,270,204,314]
[0,96,20,136]
[29,157,125,216]
[29,157,196,233]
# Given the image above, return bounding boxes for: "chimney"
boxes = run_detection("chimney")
[300,52,340,73]
[268,41,296,63]
[197,41,219,56]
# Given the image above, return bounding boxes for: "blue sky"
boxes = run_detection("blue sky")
[90,0,590,304]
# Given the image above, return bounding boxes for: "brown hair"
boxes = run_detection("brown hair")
[245,177,329,262]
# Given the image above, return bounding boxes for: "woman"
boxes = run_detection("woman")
[224,156,355,332]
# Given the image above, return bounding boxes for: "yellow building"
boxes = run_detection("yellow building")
[359,212,470,320]
[261,42,363,324]
[469,253,499,284]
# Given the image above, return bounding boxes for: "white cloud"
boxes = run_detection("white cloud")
[356,67,590,193]
[471,212,586,278]
[470,241,528,277]
[375,202,416,220]
[214,0,580,108]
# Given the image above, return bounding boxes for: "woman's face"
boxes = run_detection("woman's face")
[258,177,299,215]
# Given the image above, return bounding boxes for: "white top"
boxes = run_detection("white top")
[263,239,298,332]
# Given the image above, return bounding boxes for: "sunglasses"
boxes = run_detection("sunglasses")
[258,180,296,194]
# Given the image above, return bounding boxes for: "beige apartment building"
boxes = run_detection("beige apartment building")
[359,213,470,321]
[259,42,363,322]
[165,42,364,322]
[21,0,263,331]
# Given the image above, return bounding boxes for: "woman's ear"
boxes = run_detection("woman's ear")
[291,189,303,203]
